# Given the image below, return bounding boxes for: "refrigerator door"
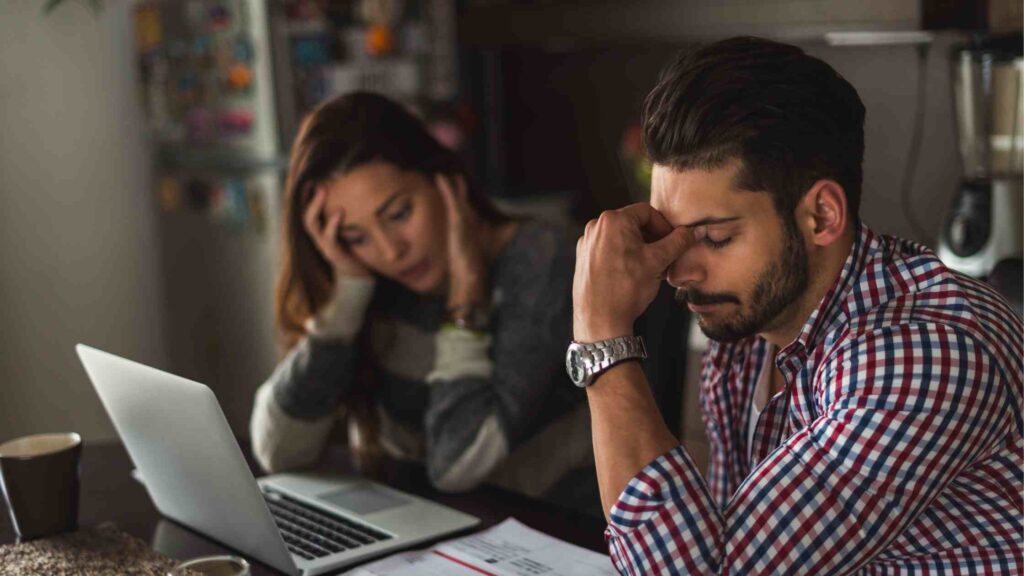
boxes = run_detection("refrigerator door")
[135,0,282,161]
[135,0,286,436]
[155,168,281,435]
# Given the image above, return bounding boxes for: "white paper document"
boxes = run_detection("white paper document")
[343,518,616,576]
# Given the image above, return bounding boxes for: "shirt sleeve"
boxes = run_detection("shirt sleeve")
[422,224,577,492]
[605,322,1015,575]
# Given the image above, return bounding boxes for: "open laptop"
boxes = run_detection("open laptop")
[76,344,479,576]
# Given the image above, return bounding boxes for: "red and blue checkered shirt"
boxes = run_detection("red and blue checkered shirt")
[606,224,1023,574]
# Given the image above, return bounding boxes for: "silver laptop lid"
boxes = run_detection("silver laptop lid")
[76,344,298,575]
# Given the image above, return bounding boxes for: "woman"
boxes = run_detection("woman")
[250,92,592,502]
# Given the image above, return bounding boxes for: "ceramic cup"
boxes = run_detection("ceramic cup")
[0,432,82,542]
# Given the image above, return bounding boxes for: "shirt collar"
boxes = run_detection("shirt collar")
[783,222,878,357]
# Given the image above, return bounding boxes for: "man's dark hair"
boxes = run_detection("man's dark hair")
[642,36,866,220]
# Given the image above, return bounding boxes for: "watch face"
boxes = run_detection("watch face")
[566,346,585,386]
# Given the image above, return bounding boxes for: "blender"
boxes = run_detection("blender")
[937,32,1023,282]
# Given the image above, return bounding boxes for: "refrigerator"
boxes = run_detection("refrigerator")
[132,0,458,437]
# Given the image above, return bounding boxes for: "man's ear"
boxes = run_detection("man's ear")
[798,179,848,247]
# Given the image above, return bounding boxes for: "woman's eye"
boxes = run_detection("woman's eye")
[339,232,366,247]
[705,236,732,249]
[387,203,412,222]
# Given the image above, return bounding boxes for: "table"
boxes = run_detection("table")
[0,441,609,575]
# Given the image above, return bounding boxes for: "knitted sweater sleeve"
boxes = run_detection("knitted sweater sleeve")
[250,276,375,472]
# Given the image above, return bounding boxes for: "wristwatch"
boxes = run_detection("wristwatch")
[565,335,647,388]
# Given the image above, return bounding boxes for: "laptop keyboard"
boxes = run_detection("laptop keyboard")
[262,488,393,561]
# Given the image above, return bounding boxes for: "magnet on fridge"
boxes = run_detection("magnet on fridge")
[223,179,250,226]
[218,108,255,136]
[365,24,394,56]
[192,36,212,60]
[134,5,163,54]
[158,176,181,212]
[358,0,401,56]
[209,4,232,32]
[227,63,254,91]
[291,36,332,66]
[233,37,254,62]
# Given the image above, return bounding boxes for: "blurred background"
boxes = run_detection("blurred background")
[1,1,1020,471]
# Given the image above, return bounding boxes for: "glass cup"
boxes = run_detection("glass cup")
[0,432,82,541]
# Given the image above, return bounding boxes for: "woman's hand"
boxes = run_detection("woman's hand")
[303,185,371,279]
[436,174,488,308]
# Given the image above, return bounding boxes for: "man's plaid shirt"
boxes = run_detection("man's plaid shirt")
[606,224,1023,574]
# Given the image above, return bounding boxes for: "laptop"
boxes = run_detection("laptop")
[76,344,480,576]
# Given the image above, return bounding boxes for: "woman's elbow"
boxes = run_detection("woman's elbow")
[427,462,488,493]
[251,432,320,474]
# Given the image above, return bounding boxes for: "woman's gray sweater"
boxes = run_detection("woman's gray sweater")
[250,220,591,496]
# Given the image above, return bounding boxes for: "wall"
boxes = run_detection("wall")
[0,1,166,444]
[469,32,963,244]
[808,35,962,245]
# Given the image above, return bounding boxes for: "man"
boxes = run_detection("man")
[569,37,1022,574]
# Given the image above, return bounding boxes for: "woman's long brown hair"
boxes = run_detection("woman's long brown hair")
[275,92,507,467]
[277,91,506,349]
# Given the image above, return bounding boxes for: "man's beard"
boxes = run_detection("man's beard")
[676,220,809,343]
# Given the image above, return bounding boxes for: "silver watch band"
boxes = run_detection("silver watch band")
[568,335,647,387]
[583,335,647,375]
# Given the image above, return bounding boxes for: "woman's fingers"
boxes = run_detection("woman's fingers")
[300,185,370,278]
[452,174,467,202]
[324,209,343,241]
[303,186,326,238]
[303,186,337,259]
[322,210,344,259]
[435,173,460,220]
[324,207,371,277]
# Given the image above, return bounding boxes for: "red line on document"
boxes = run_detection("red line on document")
[431,550,499,576]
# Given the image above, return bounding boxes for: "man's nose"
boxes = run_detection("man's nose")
[665,251,704,288]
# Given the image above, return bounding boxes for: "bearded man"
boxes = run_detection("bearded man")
[569,36,1022,574]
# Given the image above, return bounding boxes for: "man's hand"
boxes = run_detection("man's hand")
[573,203,691,342]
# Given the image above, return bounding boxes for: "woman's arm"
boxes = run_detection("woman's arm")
[250,275,375,472]
[422,223,578,491]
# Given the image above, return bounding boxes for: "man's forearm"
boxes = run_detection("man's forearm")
[587,361,680,520]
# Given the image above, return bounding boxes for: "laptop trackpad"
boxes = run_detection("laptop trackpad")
[317,483,409,516]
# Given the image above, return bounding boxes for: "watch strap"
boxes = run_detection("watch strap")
[573,335,647,387]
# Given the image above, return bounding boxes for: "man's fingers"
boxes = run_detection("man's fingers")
[617,202,676,242]
[616,202,654,224]
[648,226,692,269]
[643,207,675,241]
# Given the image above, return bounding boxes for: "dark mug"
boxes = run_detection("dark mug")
[0,432,82,541]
